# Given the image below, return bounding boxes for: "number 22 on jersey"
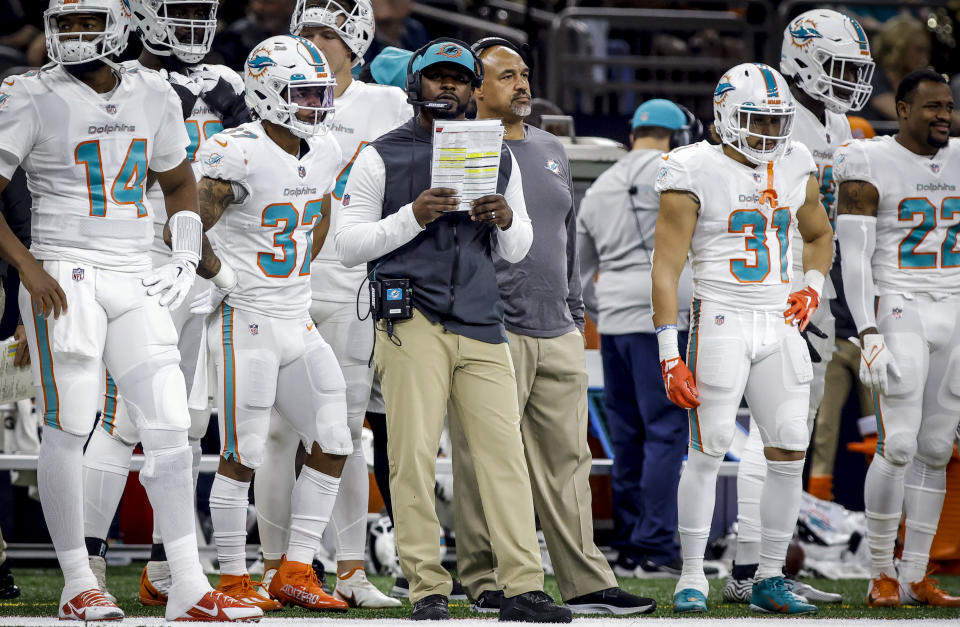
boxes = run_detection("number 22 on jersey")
[728,208,791,282]
[258,199,324,278]
[898,197,960,268]
[75,138,149,218]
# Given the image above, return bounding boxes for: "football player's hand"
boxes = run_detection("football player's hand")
[784,286,820,331]
[800,321,828,363]
[859,333,901,394]
[19,260,66,319]
[412,188,459,226]
[190,285,230,315]
[661,356,700,409]
[13,324,29,368]
[143,255,197,309]
[469,194,513,230]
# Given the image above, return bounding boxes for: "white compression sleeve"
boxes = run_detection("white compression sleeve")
[168,211,202,266]
[836,214,878,334]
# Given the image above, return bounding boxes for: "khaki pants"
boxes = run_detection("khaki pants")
[451,330,617,601]
[374,311,543,603]
[810,338,875,476]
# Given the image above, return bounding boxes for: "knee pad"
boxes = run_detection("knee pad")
[916,427,955,467]
[114,349,191,433]
[881,431,918,465]
[774,416,810,452]
[315,414,353,457]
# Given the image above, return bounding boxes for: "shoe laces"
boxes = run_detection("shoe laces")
[527,591,556,605]
[78,590,115,607]
[875,574,900,595]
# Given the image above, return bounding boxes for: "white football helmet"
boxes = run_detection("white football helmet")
[244,35,336,139]
[44,0,132,66]
[129,0,219,64]
[290,0,374,68]
[781,9,875,114]
[714,63,796,165]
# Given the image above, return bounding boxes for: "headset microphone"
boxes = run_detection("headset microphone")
[406,98,455,111]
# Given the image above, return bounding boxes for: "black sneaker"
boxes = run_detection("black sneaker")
[471,590,504,613]
[412,594,449,620]
[565,587,656,615]
[500,590,572,623]
[450,578,468,601]
[391,576,410,598]
[636,558,719,579]
[0,561,20,600]
[311,559,332,593]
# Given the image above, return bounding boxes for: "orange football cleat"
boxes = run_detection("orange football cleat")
[172,589,263,622]
[903,576,960,607]
[867,574,901,607]
[60,589,124,621]
[216,574,283,612]
[139,565,168,606]
[268,558,348,612]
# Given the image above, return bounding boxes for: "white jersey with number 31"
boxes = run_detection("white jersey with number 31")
[196,120,341,318]
[656,140,816,309]
[834,136,960,296]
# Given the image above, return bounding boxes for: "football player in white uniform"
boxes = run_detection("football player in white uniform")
[651,63,833,615]
[78,0,252,605]
[721,9,874,605]
[252,0,409,608]
[0,0,260,622]
[189,34,353,613]
[835,69,960,609]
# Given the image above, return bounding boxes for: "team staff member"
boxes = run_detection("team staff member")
[335,39,570,624]
[450,38,655,617]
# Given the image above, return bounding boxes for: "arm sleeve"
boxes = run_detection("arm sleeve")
[563,158,585,331]
[0,79,40,177]
[836,214,878,334]
[150,82,191,173]
[335,146,424,268]
[195,133,250,197]
[493,149,533,263]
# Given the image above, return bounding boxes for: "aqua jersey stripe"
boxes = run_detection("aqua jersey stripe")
[754,63,779,99]
[221,303,241,464]
[31,300,59,429]
[101,371,119,435]
[873,390,885,457]
[686,299,703,451]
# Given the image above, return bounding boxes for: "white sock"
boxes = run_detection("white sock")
[864,453,906,579]
[254,413,298,561]
[675,448,722,597]
[735,422,764,568]
[210,473,250,577]
[39,428,98,597]
[757,458,804,581]
[900,458,947,584]
[82,428,134,541]
[331,445,368,562]
[287,465,340,565]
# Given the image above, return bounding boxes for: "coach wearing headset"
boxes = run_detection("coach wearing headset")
[334,39,570,623]
[449,38,656,616]
[578,99,701,578]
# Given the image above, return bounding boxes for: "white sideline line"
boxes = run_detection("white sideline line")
[0,619,957,626]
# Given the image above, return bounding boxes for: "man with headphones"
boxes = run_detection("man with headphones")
[334,39,571,623]
[448,38,656,616]
[577,99,700,578]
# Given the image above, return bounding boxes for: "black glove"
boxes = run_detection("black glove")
[800,321,828,363]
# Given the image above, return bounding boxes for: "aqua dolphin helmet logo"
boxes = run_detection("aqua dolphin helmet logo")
[789,19,824,48]
[247,47,277,78]
[714,79,735,105]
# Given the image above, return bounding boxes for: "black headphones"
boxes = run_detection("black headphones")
[670,104,703,149]
[405,38,484,106]
[470,36,532,69]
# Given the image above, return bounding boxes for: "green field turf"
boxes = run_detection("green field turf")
[1,564,959,619]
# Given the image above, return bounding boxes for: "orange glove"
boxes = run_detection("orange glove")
[661,357,700,409]
[784,286,820,331]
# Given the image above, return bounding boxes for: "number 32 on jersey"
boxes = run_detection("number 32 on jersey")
[258,200,324,278]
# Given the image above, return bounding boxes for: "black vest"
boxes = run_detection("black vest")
[370,118,512,344]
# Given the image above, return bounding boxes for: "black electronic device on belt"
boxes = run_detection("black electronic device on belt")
[370,278,413,321]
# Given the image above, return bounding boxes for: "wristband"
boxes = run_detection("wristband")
[169,211,202,266]
[804,269,825,298]
[656,325,680,362]
[211,261,238,291]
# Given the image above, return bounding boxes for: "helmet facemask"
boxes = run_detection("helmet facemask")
[808,50,875,114]
[721,105,796,165]
[280,81,336,138]
[290,0,374,68]
[134,0,219,64]
[45,4,128,66]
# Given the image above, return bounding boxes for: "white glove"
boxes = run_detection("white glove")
[143,255,197,309]
[859,333,902,394]
[167,69,203,97]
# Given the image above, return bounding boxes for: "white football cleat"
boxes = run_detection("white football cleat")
[60,588,124,621]
[88,555,117,603]
[170,589,263,622]
[334,567,401,608]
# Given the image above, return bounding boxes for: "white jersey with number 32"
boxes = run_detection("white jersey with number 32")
[0,65,188,271]
[655,140,816,309]
[834,136,960,296]
[196,121,341,318]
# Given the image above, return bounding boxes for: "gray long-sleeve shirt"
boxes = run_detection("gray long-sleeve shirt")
[493,125,585,338]
[578,148,692,334]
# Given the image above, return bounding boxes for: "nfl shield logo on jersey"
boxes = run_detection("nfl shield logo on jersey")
[753,173,762,183]
[72,267,84,281]
[931,163,941,174]
[249,323,259,336]
[104,104,117,115]
[299,165,306,178]
[892,307,902,319]
[715,314,725,325]
[342,193,351,206]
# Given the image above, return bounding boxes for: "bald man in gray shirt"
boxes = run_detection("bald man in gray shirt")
[449,39,656,617]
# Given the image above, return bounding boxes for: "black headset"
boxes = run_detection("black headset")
[669,104,703,149]
[405,38,484,107]
[470,36,532,69]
